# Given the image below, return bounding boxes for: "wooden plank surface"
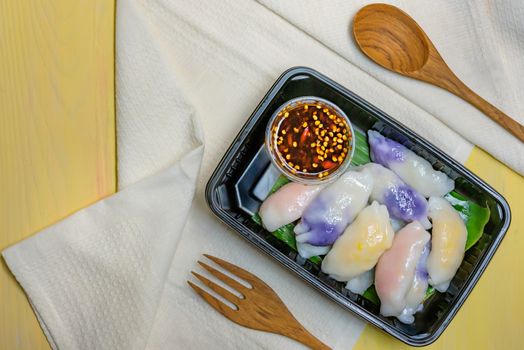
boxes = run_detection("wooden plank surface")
[0,0,116,348]
[354,147,523,350]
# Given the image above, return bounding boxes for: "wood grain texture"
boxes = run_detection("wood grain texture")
[189,254,331,350]
[353,146,524,350]
[353,3,524,143]
[0,0,116,349]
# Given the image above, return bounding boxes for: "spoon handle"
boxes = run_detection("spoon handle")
[445,75,524,143]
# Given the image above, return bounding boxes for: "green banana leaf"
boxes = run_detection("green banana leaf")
[444,191,491,250]
[351,128,372,166]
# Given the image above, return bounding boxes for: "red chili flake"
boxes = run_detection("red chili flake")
[300,127,309,144]
[322,160,336,169]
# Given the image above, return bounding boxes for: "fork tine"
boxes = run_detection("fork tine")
[204,254,261,287]
[191,271,241,306]
[198,260,249,294]
[187,281,238,320]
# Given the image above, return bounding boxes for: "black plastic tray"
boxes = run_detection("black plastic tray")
[205,67,511,346]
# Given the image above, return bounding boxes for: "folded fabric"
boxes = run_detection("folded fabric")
[4,0,520,349]
[3,147,203,349]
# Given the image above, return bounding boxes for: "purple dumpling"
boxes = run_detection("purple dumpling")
[368,130,454,197]
[294,169,374,249]
[361,163,431,229]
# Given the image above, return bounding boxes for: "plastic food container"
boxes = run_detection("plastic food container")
[205,67,511,346]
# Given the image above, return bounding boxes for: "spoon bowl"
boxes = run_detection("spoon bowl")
[353,3,524,143]
[354,5,429,73]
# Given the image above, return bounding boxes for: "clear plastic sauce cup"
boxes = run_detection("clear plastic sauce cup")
[265,96,355,185]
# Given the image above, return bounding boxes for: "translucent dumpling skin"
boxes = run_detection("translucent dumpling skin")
[375,221,431,324]
[346,269,374,295]
[321,201,394,282]
[296,242,330,259]
[427,197,467,292]
[368,130,454,197]
[361,163,431,229]
[294,169,373,247]
[259,182,321,232]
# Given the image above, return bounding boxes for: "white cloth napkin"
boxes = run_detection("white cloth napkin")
[3,0,521,349]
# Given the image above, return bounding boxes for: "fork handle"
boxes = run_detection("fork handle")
[281,322,331,350]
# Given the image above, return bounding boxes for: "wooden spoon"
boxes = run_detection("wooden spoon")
[353,3,524,142]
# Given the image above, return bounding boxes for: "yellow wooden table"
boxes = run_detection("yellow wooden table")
[0,1,522,349]
[0,1,115,349]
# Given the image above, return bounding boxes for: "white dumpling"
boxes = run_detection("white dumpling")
[321,201,394,282]
[427,197,467,292]
[259,182,321,232]
[368,130,454,197]
[375,221,431,324]
[346,269,374,295]
[294,169,374,249]
[296,242,330,259]
[389,218,406,232]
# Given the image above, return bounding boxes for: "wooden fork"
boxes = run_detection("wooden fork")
[187,254,331,350]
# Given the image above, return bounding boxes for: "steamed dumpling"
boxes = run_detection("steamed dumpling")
[375,221,431,324]
[346,269,374,295]
[294,169,373,249]
[361,163,431,229]
[259,182,321,232]
[368,130,454,197]
[427,197,467,292]
[389,218,406,232]
[296,242,331,259]
[321,201,394,282]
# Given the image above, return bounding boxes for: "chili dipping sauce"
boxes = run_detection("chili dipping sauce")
[267,97,353,183]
